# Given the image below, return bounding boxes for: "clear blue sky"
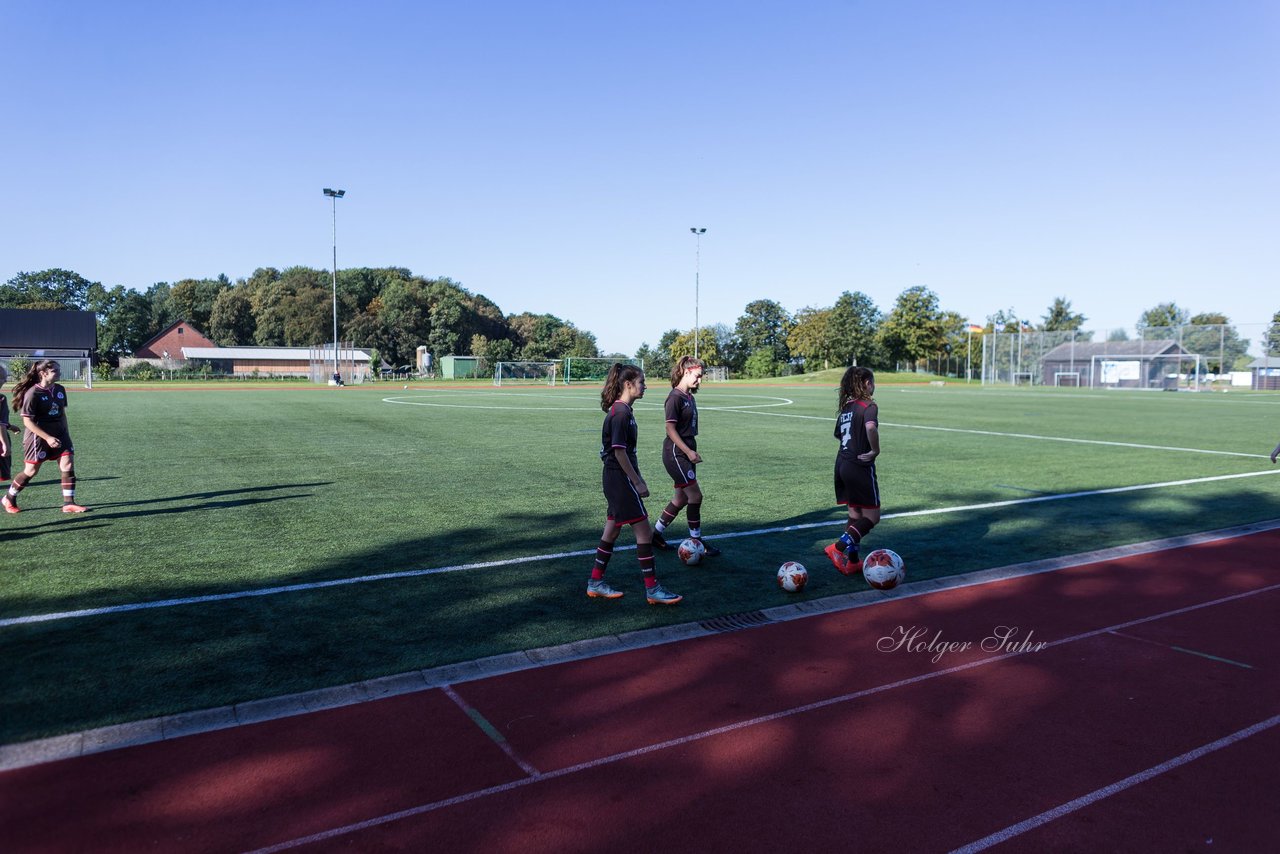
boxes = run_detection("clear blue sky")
[3,1,1277,355]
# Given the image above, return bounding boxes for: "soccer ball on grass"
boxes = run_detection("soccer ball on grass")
[777,561,808,592]
[678,538,705,566]
[862,549,905,590]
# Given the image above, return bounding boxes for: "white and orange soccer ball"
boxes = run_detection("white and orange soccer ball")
[862,549,905,590]
[777,561,808,593]
[678,538,705,566]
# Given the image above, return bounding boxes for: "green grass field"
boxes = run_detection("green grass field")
[3,378,1279,744]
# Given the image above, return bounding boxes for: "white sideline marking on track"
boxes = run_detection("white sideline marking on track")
[441,685,541,777]
[4,468,1279,629]
[244,583,1280,853]
[948,714,1280,853]
[722,407,1272,459]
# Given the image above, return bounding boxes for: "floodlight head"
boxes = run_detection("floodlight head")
[323,188,346,198]
[690,227,706,235]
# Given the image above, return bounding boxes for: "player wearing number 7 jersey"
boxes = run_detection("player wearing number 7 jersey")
[825,366,880,575]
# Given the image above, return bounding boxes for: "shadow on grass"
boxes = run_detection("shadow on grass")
[0,482,334,527]
[2,483,1279,746]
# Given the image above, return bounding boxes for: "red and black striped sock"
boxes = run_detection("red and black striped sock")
[61,469,76,505]
[655,502,681,533]
[637,542,657,587]
[591,539,614,580]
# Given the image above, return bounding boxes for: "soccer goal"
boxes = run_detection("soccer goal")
[1090,353,1202,391]
[1054,371,1082,387]
[494,361,559,386]
[562,357,643,384]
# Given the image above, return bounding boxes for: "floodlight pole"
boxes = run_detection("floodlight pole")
[690,228,706,359]
[323,188,346,382]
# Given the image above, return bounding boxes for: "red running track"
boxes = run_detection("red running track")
[2,530,1277,853]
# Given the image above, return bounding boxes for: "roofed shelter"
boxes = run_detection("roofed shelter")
[0,308,98,386]
[180,346,371,381]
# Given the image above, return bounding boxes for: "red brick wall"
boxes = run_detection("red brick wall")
[135,323,216,359]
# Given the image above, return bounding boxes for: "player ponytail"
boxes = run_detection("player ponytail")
[10,359,57,410]
[670,355,704,388]
[838,366,875,411]
[601,362,644,411]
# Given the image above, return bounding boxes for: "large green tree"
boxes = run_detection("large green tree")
[1267,310,1280,356]
[786,307,835,371]
[827,291,882,367]
[1182,312,1249,374]
[208,287,256,345]
[730,299,791,370]
[666,327,723,367]
[168,276,231,332]
[1040,297,1086,331]
[86,284,152,361]
[878,286,944,371]
[1137,302,1190,334]
[1,268,95,309]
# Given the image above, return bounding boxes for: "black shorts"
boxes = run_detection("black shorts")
[23,430,73,465]
[834,458,879,509]
[662,442,697,488]
[603,466,647,525]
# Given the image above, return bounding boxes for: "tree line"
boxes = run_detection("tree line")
[3,268,1274,376]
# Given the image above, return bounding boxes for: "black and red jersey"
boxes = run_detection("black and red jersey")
[835,398,877,463]
[21,383,69,429]
[663,388,698,451]
[601,401,639,472]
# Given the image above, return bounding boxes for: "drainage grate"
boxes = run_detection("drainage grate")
[699,610,773,634]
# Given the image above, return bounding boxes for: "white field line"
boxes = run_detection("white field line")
[4,467,1279,629]
[381,392,793,412]
[718,406,1271,459]
[246,583,1280,853]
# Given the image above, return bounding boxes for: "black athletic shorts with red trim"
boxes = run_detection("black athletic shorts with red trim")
[23,430,73,465]
[603,466,647,525]
[834,458,879,509]
[662,441,697,488]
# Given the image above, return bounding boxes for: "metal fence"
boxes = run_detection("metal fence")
[979,323,1278,389]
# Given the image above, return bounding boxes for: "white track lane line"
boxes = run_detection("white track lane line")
[245,583,1280,853]
[948,714,1280,854]
[4,468,1279,628]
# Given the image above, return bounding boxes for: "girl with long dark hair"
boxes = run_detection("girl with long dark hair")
[3,360,88,514]
[586,363,682,605]
[824,366,879,574]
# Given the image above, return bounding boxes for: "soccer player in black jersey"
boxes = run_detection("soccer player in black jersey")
[0,366,23,484]
[651,355,721,557]
[825,366,879,575]
[3,360,88,514]
[586,363,682,605]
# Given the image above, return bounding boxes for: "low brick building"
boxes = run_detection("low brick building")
[134,321,215,360]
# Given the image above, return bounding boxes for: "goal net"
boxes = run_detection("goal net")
[494,361,559,386]
[1089,353,1202,391]
[562,357,643,384]
[1053,371,1082,387]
